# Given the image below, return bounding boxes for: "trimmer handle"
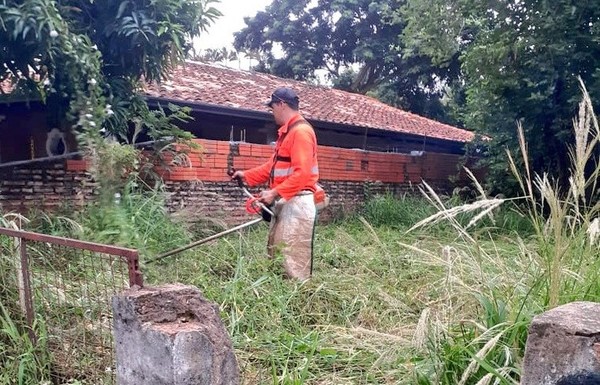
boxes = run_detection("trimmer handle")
[228,167,245,188]
[228,168,275,220]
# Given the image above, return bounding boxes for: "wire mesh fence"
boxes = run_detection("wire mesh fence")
[0,227,142,384]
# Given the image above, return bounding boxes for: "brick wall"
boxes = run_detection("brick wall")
[158,139,478,222]
[159,139,473,185]
[0,160,95,213]
[0,139,479,222]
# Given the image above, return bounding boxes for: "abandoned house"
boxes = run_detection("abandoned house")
[0,61,480,219]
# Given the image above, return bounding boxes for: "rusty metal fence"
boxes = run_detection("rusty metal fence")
[0,227,143,384]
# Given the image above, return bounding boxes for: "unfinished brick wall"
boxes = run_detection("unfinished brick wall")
[159,139,472,185]
[0,139,478,221]
[158,139,477,222]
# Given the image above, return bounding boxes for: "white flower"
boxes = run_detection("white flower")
[49,30,58,38]
[89,78,97,86]
[85,113,93,118]
[91,44,98,50]
[89,121,96,127]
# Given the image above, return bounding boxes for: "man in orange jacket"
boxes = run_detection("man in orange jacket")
[232,87,319,281]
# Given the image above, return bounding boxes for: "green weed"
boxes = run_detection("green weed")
[0,302,51,385]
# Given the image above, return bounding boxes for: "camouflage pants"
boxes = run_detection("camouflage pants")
[267,193,316,281]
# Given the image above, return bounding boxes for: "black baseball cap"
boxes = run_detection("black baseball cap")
[266,87,299,109]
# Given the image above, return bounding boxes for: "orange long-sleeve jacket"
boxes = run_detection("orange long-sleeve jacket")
[244,114,319,200]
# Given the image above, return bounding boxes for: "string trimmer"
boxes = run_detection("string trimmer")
[146,173,274,264]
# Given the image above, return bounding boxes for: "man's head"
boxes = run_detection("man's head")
[266,87,300,126]
[266,87,300,110]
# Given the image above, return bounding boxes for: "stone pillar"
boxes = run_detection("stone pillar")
[521,301,600,385]
[112,284,239,385]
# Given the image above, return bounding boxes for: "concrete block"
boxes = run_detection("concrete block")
[521,301,600,385]
[113,284,239,385]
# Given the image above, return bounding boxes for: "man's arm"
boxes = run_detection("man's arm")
[241,155,273,187]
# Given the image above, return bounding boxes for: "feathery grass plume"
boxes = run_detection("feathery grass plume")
[464,167,489,201]
[408,185,505,233]
[412,307,431,351]
[473,373,494,385]
[505,148,527,199]
[568,77,600,205]
[516,123,534,199]
[464,166,499,225]
[458,326,507,385]
[358,216,385,248]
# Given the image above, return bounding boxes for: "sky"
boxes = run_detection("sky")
[195,0,273,51]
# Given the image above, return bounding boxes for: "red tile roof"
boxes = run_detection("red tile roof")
[144,61,474,143]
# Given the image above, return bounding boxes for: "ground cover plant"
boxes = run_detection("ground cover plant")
[2,86,600,384]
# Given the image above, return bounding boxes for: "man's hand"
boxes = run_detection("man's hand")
[258,189,279,205]
[231,170,245,181]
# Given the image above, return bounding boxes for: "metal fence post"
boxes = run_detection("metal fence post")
[127,251,143,287]
[17,238,36,343]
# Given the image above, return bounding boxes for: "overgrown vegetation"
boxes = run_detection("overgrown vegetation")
[0,0,215,201]
[2,87,600,384]
[0,0,222,136]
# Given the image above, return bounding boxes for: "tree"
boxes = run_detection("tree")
[401,0,600,192]
[190,47,239,63]
[0,0,222,142]
[233,0,460,123]
[0,0,221,199]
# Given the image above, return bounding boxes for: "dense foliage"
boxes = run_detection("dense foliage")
[0,0,221,140]
[402,0,600,192]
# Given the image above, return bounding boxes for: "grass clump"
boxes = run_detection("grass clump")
[360,193,438,229]
[79,183,191,254]
[0,302,51,385]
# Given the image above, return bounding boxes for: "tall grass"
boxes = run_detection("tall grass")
[0,302,51,385]
[79,183,191,254]
[0,214,52,384]
[403,80,600,384]
[140,187,547,384]
[0,183,193,384]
